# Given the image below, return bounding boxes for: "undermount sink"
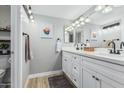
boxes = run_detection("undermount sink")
[94,52,124,58]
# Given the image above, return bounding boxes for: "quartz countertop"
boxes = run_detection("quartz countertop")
[62,47,124,66]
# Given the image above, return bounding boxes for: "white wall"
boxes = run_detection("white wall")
[20,6,30,87]
[29,14,69,74]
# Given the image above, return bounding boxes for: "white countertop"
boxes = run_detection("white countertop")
[62,47,124,66]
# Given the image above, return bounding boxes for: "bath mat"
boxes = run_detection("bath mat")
[48,75,75,88]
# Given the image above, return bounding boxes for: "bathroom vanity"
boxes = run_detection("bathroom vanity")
[62,47,124,88]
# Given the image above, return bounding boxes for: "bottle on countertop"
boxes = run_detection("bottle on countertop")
[86,39,90,47]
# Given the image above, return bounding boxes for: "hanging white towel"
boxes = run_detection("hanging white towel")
[56,39,62,53]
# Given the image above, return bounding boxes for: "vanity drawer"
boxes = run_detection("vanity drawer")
[72,63,80,73]
[72,54,81,64]
[72,74,80,87]
[62,51,72,58]
[83,56,124,73]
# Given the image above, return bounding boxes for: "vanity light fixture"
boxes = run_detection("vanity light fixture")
[72,23,76,27]
[75,20,79,24]
[66,27,69,31]
[28,6,32,14]
[79,17,84,21]
[102,6,113,13]
[23,5,35,23]
[30,15,33,19]
[77,24,81,27]
[65,27,68,31]
[85,18,91,23]
[95,5,104,11]
[80,21,85,25]
[31,19,34,23]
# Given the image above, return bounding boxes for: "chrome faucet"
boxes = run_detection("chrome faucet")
[120,42,124,49]
[81,43,86,50]
[108,41,116,54]
[108,39,120,54]
[74,43,86,50]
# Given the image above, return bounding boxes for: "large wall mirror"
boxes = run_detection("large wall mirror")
[74,6,124,48]
[64,26,74,43]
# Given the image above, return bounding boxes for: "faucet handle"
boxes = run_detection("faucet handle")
[108,49,113,54]
[116,50,123,54]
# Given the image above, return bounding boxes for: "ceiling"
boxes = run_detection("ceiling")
[90,6,124,25]
[31,5,92,20]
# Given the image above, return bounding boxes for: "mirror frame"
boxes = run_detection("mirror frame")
[63,25,75,44]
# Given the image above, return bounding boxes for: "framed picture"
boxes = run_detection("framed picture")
[40,23,53,39]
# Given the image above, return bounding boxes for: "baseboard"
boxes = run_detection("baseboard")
[28,70,63,79]
[24,76,30,88]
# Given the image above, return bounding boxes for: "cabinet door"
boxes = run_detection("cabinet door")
[98,74,124,88]
[62,57,68,74]
[100,81,114,88]
[62,55,72,79]
[82,67,97,88]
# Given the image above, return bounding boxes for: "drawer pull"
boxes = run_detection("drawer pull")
[95,77,100,81]
[92,75,95,78]
[74,57,76,59]
[64,59,67,61]
[74,67,76,69]
[74,79,76,82]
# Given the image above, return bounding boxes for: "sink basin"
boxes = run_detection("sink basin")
[94,52,124,58]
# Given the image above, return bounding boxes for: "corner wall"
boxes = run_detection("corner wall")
[29,14,69,74]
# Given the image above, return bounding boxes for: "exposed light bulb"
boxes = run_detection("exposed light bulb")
[65,31,67,34]
[28,9,32,14]
[85,18,91,23]
[30,15,33,19]
[31,20,34,23]
[71,27,74,30]
[95,5,104,11]
[72,23,76,27]
[80,22,85,25]
[75,20,79,24]
[79,17,84,21]
[77,24,80,27]
[102,6,113,13]
[65,28,67,31]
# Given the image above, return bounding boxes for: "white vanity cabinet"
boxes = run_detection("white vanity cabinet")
[82,67,99,88]
[82,57,124,88]
[62,51,82,87]
[62,52,72,79]
[82,66,116,88]
[62,50,124,88]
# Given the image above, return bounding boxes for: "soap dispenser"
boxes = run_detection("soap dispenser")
[76,44,79,50]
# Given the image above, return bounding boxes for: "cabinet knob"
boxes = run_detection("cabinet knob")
[74,57,76,59]
[92,75,95,78]
[95,77,100,81]
[64,59,67,61]
[74,79,76,82]
[74,67,76,69]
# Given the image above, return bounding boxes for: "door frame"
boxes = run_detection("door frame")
[11,5,22,88]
